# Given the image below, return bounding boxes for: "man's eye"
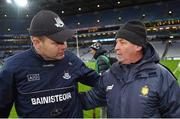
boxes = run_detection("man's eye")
[52,42,64,45]
[51,42,58,45]
[120,41,126,44]
[57,42,65,45]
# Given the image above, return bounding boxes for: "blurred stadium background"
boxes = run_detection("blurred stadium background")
[0,0,180,118]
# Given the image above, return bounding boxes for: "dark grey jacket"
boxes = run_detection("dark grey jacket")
[80,43,180,118]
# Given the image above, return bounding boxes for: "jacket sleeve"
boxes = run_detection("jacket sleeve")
[0,63,15,117]
[67,52,99,87]
[159,65,180,117]
[79,76,106,109]
[78,62,100,87]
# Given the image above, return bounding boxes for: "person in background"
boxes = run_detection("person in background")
[90,41,111,118]
[90,41,111,75]
[0,10,99,118]
[80,20,180,118]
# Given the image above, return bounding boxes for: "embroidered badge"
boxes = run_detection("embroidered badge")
[63,71,71,80]
[140,85,149,97]
[54,17,64,27]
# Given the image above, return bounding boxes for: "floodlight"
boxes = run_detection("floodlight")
[14,0,28,7]
[6,0,12,4]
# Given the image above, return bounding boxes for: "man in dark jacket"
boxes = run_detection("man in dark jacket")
[90,41,111,75]
[80,20,180,118]
[0,10,99,118]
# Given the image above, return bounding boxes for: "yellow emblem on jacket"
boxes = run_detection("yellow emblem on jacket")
[141,85,149,96]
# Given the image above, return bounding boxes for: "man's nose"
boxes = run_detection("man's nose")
[114,43,118,51]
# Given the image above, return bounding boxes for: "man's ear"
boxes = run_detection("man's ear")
[136,45,143,51]
[31,36,41,49]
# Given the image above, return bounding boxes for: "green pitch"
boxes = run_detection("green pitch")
[160,60,180,84]
[7,60,180,118]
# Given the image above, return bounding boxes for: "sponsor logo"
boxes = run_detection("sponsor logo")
[31,92,72,105]
[106,84,114,91]
[68,62,73,66]
[27,74,40,81]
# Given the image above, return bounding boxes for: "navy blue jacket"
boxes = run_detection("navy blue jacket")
[0,48,99,118]
[80,43,180,117]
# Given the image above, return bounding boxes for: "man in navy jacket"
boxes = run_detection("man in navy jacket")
[80,20,180,117]
[0,10,99,118]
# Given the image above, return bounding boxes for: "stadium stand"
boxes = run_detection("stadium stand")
[0,0,180,60]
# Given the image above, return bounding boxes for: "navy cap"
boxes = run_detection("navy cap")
[29,10,75,43]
